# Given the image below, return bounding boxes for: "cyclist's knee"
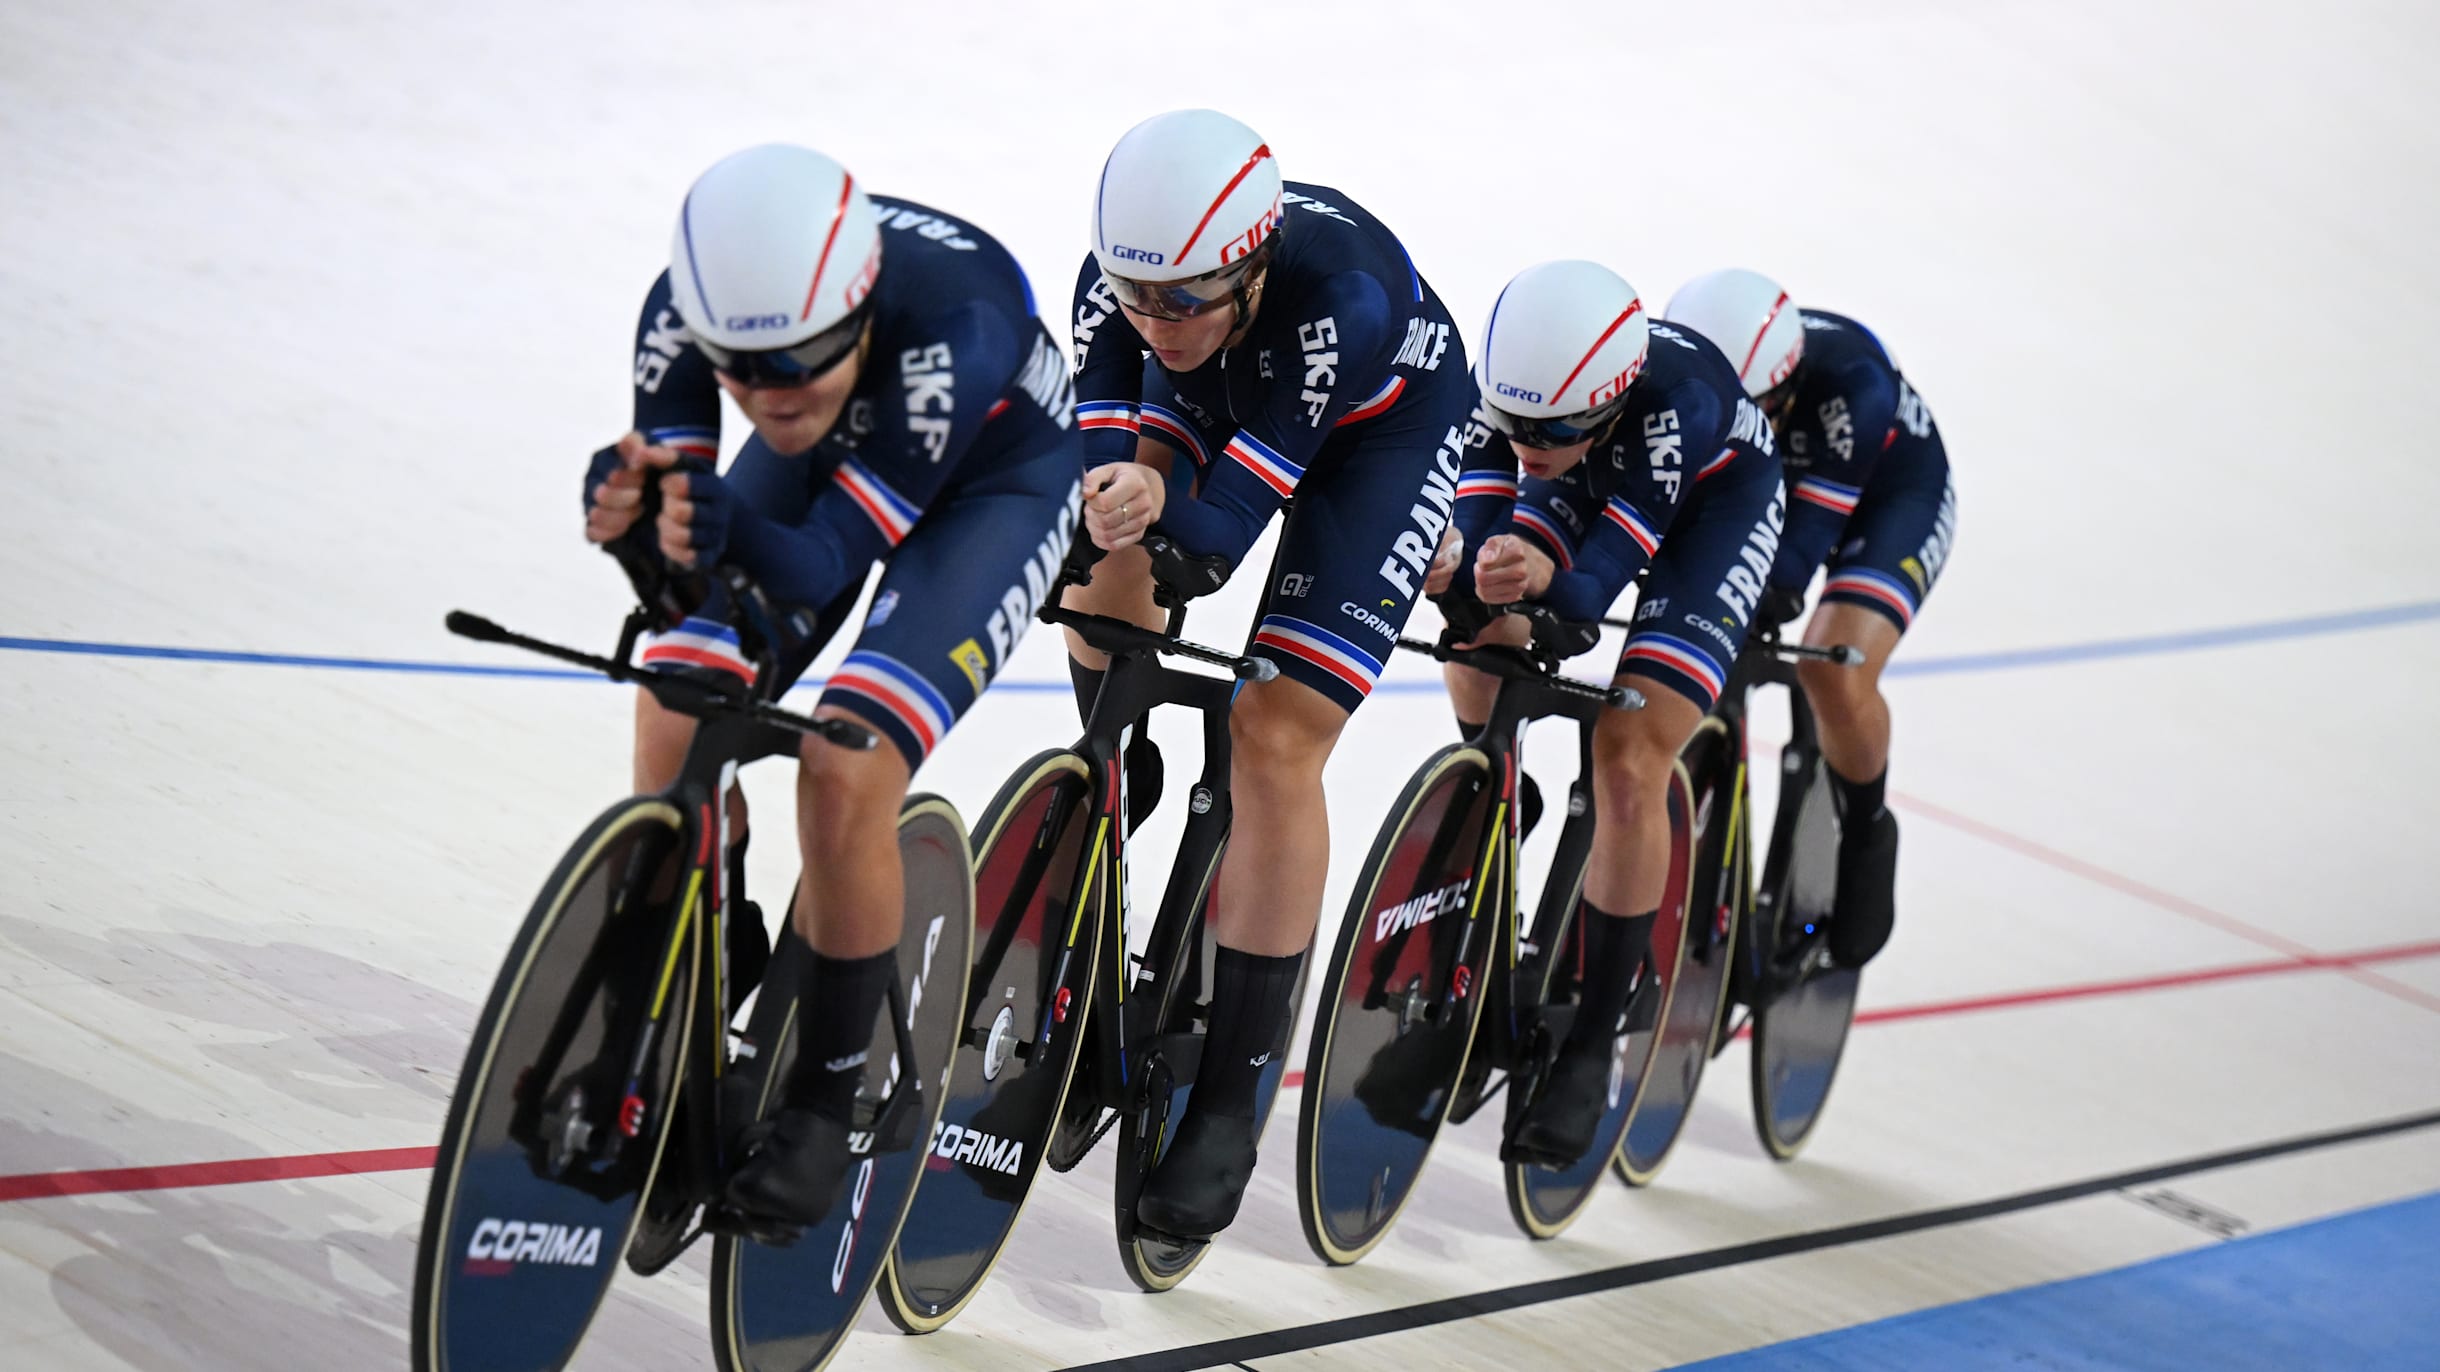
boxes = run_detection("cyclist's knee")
[796,721,911,836]
[1797,653,1880,730]
[1229,680,1348,791]
[1589,712,1678,826]
[632,688,699,793]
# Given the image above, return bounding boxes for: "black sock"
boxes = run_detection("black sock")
[1565,902,1655,1052]
[1455,711,1485,742]
[1828,764,1888,827]
[787,948,897,1122]
[1193,946,1304,1119]
[1069,659,1105,728]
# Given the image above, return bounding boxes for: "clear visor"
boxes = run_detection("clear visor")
[692,302,870,389]
[1102,233,1275,322]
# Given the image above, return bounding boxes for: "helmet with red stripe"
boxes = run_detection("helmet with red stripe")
[1091,109,1284,322]
[1663,268,1804,400]
[667,144,883,388]
[1474,260,1650,450]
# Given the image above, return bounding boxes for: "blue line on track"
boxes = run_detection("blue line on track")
[4,598,2436,692]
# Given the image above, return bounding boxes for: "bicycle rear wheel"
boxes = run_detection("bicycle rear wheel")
[1296,745,1499,1266]
[413,797,696,1372]
[1748,728,1863,1160]
[1614,717,1741,1187]
[1504,767,1690,1237]
[711,795,974,1372]
[877,752,1102,1333]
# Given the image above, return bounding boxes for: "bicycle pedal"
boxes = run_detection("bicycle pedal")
[624,1212,707,1276]
[705,1202,805,1249]
[1130,1223,1208,1259]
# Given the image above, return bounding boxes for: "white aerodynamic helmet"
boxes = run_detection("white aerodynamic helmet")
[1664,268,1804,399]
[1474,260,1651,448]
[1091,109,1284,319]
[667,143,882,386]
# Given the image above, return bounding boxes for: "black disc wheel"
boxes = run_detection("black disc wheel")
[1749,736,1863,1160]
[1504,768,1690,1237]
[1297,745,1500,1266]
[413,797,696,1372]
[1614,718,1742,1187]
[710,795,974,1371]
[876,753,1102,1334]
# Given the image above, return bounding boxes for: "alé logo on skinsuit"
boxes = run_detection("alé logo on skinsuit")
[463,1218,603,1274]
[1376,874,1472,942]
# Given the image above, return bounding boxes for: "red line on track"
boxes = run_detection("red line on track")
[0,1145,436,1203]
[1889,790,2440,1015]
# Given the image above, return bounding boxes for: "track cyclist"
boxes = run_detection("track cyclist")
[1662,269,1955,971]
[581,143,1081,1230]
[1430,260,1785,1168]
[1064,108,1501,1240]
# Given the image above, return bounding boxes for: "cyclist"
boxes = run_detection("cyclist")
[1663,268,1956,969]
[1065,109,1504,1239]
[584,142,1080,1226]
[1431,260,1784,1167]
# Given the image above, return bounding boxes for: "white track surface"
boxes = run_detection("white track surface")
[4,3,2439,1369]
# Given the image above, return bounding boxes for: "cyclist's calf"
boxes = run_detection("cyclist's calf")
[1213,678,1351,957]
[792,714,912,959]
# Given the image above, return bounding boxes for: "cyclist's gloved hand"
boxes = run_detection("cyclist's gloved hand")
[584,436,655,546]
[657,461,731,569]
[1433,592,1496,648]
[1757,584,1808,634]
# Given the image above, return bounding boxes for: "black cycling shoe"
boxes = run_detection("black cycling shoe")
[1123,736,1164,837]
[721,1107,856,1237]
[1506,1036,1615,1169]
[1827,809,1899,969]
[1134,1110,1257,1241]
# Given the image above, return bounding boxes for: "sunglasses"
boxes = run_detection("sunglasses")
[693,304,870,389]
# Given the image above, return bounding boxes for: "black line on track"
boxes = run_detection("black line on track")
[1058,1106,2440,1371]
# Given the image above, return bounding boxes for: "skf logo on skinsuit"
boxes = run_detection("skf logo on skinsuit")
[1110,244,1165,264]
[1818,395,1855,461]
[985,484,1085,668]
[1713,488,1788,627]
[1644,410,1685,503]
[1393,318,1451,372]
[1376,875,1472,942]
[725,313,790,331]
[901,343,955,462]
[1339,601,1398,640]
[635,308,690,394]
[1298,317,1340,427]
[1376,415,1478,597]
[927,1121,1024,1175]
[464,1219,603,1274]
[948,638,990,693]
[1074,276,1119,368]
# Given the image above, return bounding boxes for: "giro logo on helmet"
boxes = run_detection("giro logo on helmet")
[725,313,791,331]
[1110,244,1165,264]
[1217,200,1282,266]
[1494,382,1545,403]
[1588,359,1645,407]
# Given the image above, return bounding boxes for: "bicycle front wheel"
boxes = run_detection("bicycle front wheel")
[1296,744,1500,1266]
[413,796,696,1372]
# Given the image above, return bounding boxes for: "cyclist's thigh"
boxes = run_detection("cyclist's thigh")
[1620,460,1785,714]
[1248,391,1476,712]
[1819,442,1955,637]
[817,441,1084,770]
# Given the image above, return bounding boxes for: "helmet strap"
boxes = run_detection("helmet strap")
[1222,268,1269,350]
